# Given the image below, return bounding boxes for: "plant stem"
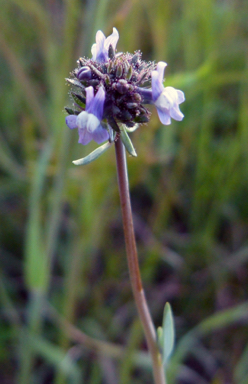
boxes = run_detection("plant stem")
[115,138,166,384]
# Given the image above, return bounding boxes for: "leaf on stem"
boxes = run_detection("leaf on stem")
[120,125,137,157]
[157,302,175,366]
[72,141,113,165]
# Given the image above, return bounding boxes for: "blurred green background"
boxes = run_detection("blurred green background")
[1,0,248,383]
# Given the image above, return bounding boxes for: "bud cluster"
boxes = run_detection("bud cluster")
[65,28,185,161]
[66,50,156,130]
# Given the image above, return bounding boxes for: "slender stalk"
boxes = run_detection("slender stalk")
[115,138,166,384]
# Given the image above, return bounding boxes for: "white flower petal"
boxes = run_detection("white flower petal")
[87,114,101,133]
[104,27,119,52]
[170,106,184,121]
[154,92,171,110]
[91,43,97,60]
[76,111,89,129]
[156,61,167,84]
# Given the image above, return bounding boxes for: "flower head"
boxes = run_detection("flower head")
[65,27,185,160]
[152,62,185,125]
[91,28,119,63]
[66,86,109,145]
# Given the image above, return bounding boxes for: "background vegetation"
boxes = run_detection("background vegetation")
[1,0,248,383]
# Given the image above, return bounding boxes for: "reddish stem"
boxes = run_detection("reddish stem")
[115,138,166,384]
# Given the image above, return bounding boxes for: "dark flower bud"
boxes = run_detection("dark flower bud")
[133,93,142,102]
[108,44,115,59]
[101,64,107,74]
[119,110,133,121]
[126,65,133,80]
[116,65,123,78]
[112,105,121,115]
[125,121,135,127]
[123,62,129,76]
[107,61,113,74]
[126,103,138,109]
[77,66,92,80]
[116,79,128,94]
[105,75,111,85]
[127,84,134,92]
[134,114,149,123]
[88,79,100,87]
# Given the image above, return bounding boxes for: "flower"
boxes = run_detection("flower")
[91,27,119,63]
[66,86,109,145]
[152,61,185,125]
[65,27,185,159]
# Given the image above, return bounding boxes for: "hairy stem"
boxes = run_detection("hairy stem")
[115,138,166,384]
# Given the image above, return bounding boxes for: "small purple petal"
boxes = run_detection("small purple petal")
[91,28,119,63]
[156,108,171,125]
[137,87,153,103]
[170,106,184,121]
[66,115,78,129]
[95,30,106,62]
[85,87,94,112]
[177,90,185,104]
[78,127,93,145]
[151,71,164,102]
[75,108,107,145]
[92,125,109,144]
[90,87,105,120]
[104,28,119,52]
[156,61,167,84]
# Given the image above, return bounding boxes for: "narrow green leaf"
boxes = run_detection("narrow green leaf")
[66,78,85,90]
[65,107,79,115]
[72,141,113,165]
[162,302,175,365]
[120,125,137,157]
[71,92,85,108]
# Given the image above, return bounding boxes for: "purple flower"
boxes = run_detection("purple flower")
[66,87,109,145]
[91,28,119,62]
[152,62,185,125]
